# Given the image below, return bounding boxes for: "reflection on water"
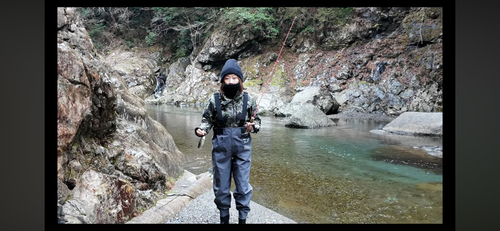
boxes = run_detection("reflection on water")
[146,104,443,223]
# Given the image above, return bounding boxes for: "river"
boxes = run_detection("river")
[146,104,443,224]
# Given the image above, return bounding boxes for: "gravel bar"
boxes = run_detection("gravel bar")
[166,190,297,224]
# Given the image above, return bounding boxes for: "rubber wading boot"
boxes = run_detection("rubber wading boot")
[220,215,229,224]
[239,218,246,224]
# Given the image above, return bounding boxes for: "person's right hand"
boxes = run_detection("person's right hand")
[196,128,207,137]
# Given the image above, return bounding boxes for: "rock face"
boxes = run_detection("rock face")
[381,112,442,136]
[79,7,442,120]
[57,7,183,224]
[101,50,159,99]
[142,7,442,119]
[194,25,264,70]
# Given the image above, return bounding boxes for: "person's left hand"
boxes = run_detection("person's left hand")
[245,122,255,132]
[196,128,207,136]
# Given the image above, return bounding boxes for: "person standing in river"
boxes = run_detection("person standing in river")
[195,59,261,224]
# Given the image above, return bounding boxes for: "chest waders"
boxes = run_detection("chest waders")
[212,92,253,222]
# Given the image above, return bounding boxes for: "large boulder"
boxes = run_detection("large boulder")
[59,170,138,224]
[291,86,340,115]
[381,112,442,136]
[253,92,287,116]
[284,103,337,128]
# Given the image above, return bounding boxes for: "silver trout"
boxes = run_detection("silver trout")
[197,136,205,148]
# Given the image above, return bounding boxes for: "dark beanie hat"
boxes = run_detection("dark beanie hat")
[220,59,244,83]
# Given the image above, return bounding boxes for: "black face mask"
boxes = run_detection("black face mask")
[222,83,240,99]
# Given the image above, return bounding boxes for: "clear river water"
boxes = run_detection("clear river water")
[145,104,443,224]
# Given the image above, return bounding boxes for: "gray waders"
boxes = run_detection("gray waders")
[212,93,252,221]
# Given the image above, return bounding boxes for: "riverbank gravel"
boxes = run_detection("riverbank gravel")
[166,190,297,224]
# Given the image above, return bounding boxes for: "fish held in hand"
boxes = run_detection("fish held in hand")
[198,136,205,148]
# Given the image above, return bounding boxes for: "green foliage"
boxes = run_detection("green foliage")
[145,30,157,46]
[222,7,279,39]
[150,7,220,57]
[152,7,178,25]
[316,7,353,25]
[338,7,354,18]
[278,7,354,34]
[77,7,357,54]
[86,21,107,47]
[78,7,95,19]
[77,7,149,52]
[125,40,134,50]
[301,26,314,34]
[243,78,263,88]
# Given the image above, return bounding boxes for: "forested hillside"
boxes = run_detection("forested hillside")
[77,7,443,116]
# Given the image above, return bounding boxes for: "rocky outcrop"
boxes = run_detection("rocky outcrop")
[288,86,340,115]
[126,170,212,223]
[83,8,442,121]
[132,7,442,120]
[194,25,265,70]
[57,7,183,224]
[101,49,160,99]
[379,112,442,136]
[283,103,337,128]
[368,111,443,160]
[270,86,340,128]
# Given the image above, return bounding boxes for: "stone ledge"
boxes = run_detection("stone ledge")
[126,170,212,223]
